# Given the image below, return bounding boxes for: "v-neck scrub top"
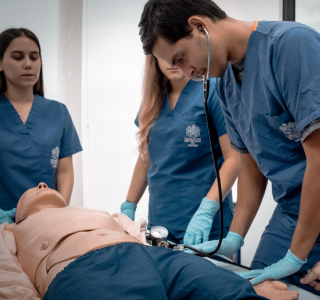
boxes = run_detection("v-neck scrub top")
[0,94,82,210]
[216,21,320,216]
[135,79,233,234]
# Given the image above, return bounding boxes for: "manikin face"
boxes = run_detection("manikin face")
[0,36,42,92]
[152,20,228,79]
[15,183,66,222]
[156,57,186,81]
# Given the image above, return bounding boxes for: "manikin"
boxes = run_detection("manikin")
[6,183,299,300]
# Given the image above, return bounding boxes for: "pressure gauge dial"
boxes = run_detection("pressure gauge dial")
[150,226,168,239]
[150,226,169,247]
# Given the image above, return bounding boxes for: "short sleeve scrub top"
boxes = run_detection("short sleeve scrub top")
[0,94,82,210]
[136,79,234,240]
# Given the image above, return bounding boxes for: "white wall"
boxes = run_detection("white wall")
[0,0,83,206]
[81,0,148,219]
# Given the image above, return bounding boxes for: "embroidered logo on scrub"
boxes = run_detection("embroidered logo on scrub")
[279,122,301,142]
[50,147,60,168]
[184,124,201,147]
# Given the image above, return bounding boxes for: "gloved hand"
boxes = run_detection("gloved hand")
[187,231,244,256]
[120,201,137,221]
[183,197,219,245]
[238,249,306,285]
[0,208,16,224]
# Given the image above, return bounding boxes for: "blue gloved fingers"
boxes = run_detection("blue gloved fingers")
[194,234,203,245]
[0,208,16,224]
[247,250,306,286]
[250,274,270,285]
[203,233,210,243]
[121,209,135,221]
[8,208,16,218]
[120,202,137,221]
[237,270,263,280]
[183,232,195,246]
[183,197,219,245]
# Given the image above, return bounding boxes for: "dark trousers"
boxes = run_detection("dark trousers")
[44,242,265,300]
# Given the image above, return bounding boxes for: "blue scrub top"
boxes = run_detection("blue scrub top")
[0,94,82,210]
[135,79,233,232]
[216,21,320,215]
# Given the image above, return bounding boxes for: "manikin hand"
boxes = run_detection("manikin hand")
[300,261,320,291]
[120,201,137,221]
[253,280,299,300]
[183,197,219,245]
[238,250,306,285]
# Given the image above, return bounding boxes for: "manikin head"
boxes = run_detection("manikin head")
[139,0,229,78]
[15,183,66,223]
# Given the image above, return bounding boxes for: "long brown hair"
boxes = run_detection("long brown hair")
[137,55,168,157]
[0,28,44,96]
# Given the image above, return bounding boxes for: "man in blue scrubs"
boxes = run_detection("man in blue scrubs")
[138,0,320,295]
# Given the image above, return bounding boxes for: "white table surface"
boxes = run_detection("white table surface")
[205,257,320,300]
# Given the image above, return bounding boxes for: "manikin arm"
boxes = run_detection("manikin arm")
[253,280,299,300]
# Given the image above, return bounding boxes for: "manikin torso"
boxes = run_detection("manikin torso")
[7,206,147,297]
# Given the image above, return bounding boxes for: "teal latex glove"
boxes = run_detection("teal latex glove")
[0,208,16,224]
[187,231,244,256]
[183,197,220,245]
[238,249,306,285]
[120,201,137,221]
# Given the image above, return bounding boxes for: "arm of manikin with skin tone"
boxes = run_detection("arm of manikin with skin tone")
[55,156,74,205]
[290,129,320,261]
[206,134,241,201]
[253,280,299,300]
[126,156,150,204]
[229,152,268,238]
[300,261,320,291]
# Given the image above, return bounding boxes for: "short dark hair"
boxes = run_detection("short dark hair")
[139,0,227,54]
[0,28,44,96]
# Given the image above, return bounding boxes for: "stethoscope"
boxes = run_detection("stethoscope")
[191,26,224,256]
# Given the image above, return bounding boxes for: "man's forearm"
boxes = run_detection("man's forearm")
[291,129,320,260]
[290,162,320,260]
[230,153,268,238]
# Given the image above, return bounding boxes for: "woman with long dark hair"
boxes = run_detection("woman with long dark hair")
[121,55,241,245]
[0,28,82,222]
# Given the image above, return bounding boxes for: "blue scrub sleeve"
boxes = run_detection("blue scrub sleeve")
[134,112,139,127]
[207,78,227,138]
[214,81,248,153]
[59,105,82,159]
[274,27,320,134]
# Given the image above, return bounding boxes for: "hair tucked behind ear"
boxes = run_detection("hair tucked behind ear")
[137,55,168,158]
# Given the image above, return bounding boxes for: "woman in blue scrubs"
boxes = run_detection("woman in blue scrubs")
[121,55,240,244]
[0,28,82,221]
